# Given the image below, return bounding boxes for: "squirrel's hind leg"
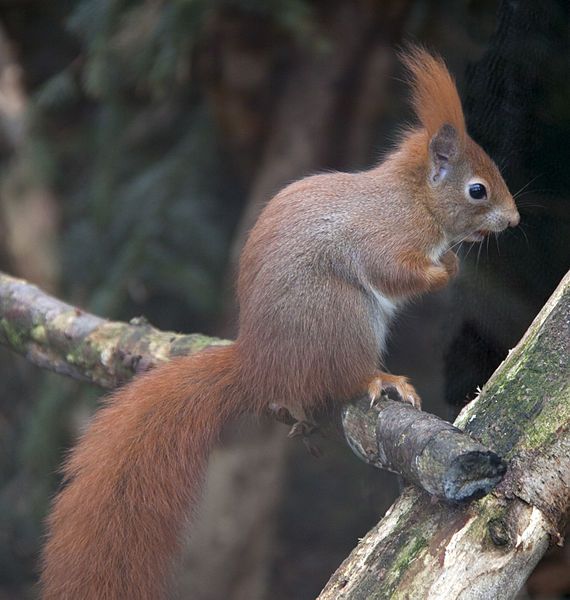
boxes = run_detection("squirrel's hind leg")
[268,403,322,457]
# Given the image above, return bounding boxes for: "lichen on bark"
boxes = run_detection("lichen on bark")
[319,269,569,600]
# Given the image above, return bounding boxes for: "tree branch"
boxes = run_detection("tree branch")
[0,270,506,503]
[318,269,570,600]
[342,398,506,502]
[0,271,225,388]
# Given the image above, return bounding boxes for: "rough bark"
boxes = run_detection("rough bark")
[342,398,506,502]
[0,269,505,504]
[318,269,570,600]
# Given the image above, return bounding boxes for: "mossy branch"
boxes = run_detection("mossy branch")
[0,272,227,388]
[318,269,569,600]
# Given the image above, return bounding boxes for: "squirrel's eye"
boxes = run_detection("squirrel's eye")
[468,183,487,200]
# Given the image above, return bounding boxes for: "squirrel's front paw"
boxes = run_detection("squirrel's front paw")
[441,250,459,279]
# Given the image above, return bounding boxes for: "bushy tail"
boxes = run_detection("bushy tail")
[41,344,245,600]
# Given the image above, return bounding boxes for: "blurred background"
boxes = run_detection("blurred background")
[0,0,568,598]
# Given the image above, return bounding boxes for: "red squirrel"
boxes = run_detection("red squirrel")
[40,47,519,599]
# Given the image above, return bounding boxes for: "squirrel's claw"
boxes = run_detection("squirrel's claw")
[367,373,422,410]
[287,420,322,458]
[287,420,317,438]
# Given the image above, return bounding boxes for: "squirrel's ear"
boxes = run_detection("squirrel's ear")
[428,123,459,184]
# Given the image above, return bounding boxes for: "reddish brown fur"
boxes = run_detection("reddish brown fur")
[42,346,244,599]
[41,47,519,599]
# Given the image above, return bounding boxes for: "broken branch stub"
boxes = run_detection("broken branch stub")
[343,398,507,502]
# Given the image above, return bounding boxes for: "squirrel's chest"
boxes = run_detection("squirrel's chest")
[368,288,399,353]
[429,239,448,263]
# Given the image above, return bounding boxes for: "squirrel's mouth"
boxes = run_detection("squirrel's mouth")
[465,229,491,243]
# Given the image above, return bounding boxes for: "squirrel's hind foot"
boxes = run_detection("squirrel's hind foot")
[367,372,421,410]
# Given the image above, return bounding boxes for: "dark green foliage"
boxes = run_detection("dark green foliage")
[30,2,251,328]
[26,0,314,330]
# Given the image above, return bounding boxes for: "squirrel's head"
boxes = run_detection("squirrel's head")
[427,123,519,242]
[402,46,519,243]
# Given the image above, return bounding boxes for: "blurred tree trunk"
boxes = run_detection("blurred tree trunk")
[0,23,62,596]
[0,24,59,292]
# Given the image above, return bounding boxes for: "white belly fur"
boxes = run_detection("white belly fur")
[429,240,448,263]
[367,240,447,354]
[369,287,398,354]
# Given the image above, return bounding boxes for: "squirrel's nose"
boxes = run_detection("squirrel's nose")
[508,210,520,228]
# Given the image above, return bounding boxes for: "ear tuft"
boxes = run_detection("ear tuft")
[400,45,466,140]
[429,124,459,184]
